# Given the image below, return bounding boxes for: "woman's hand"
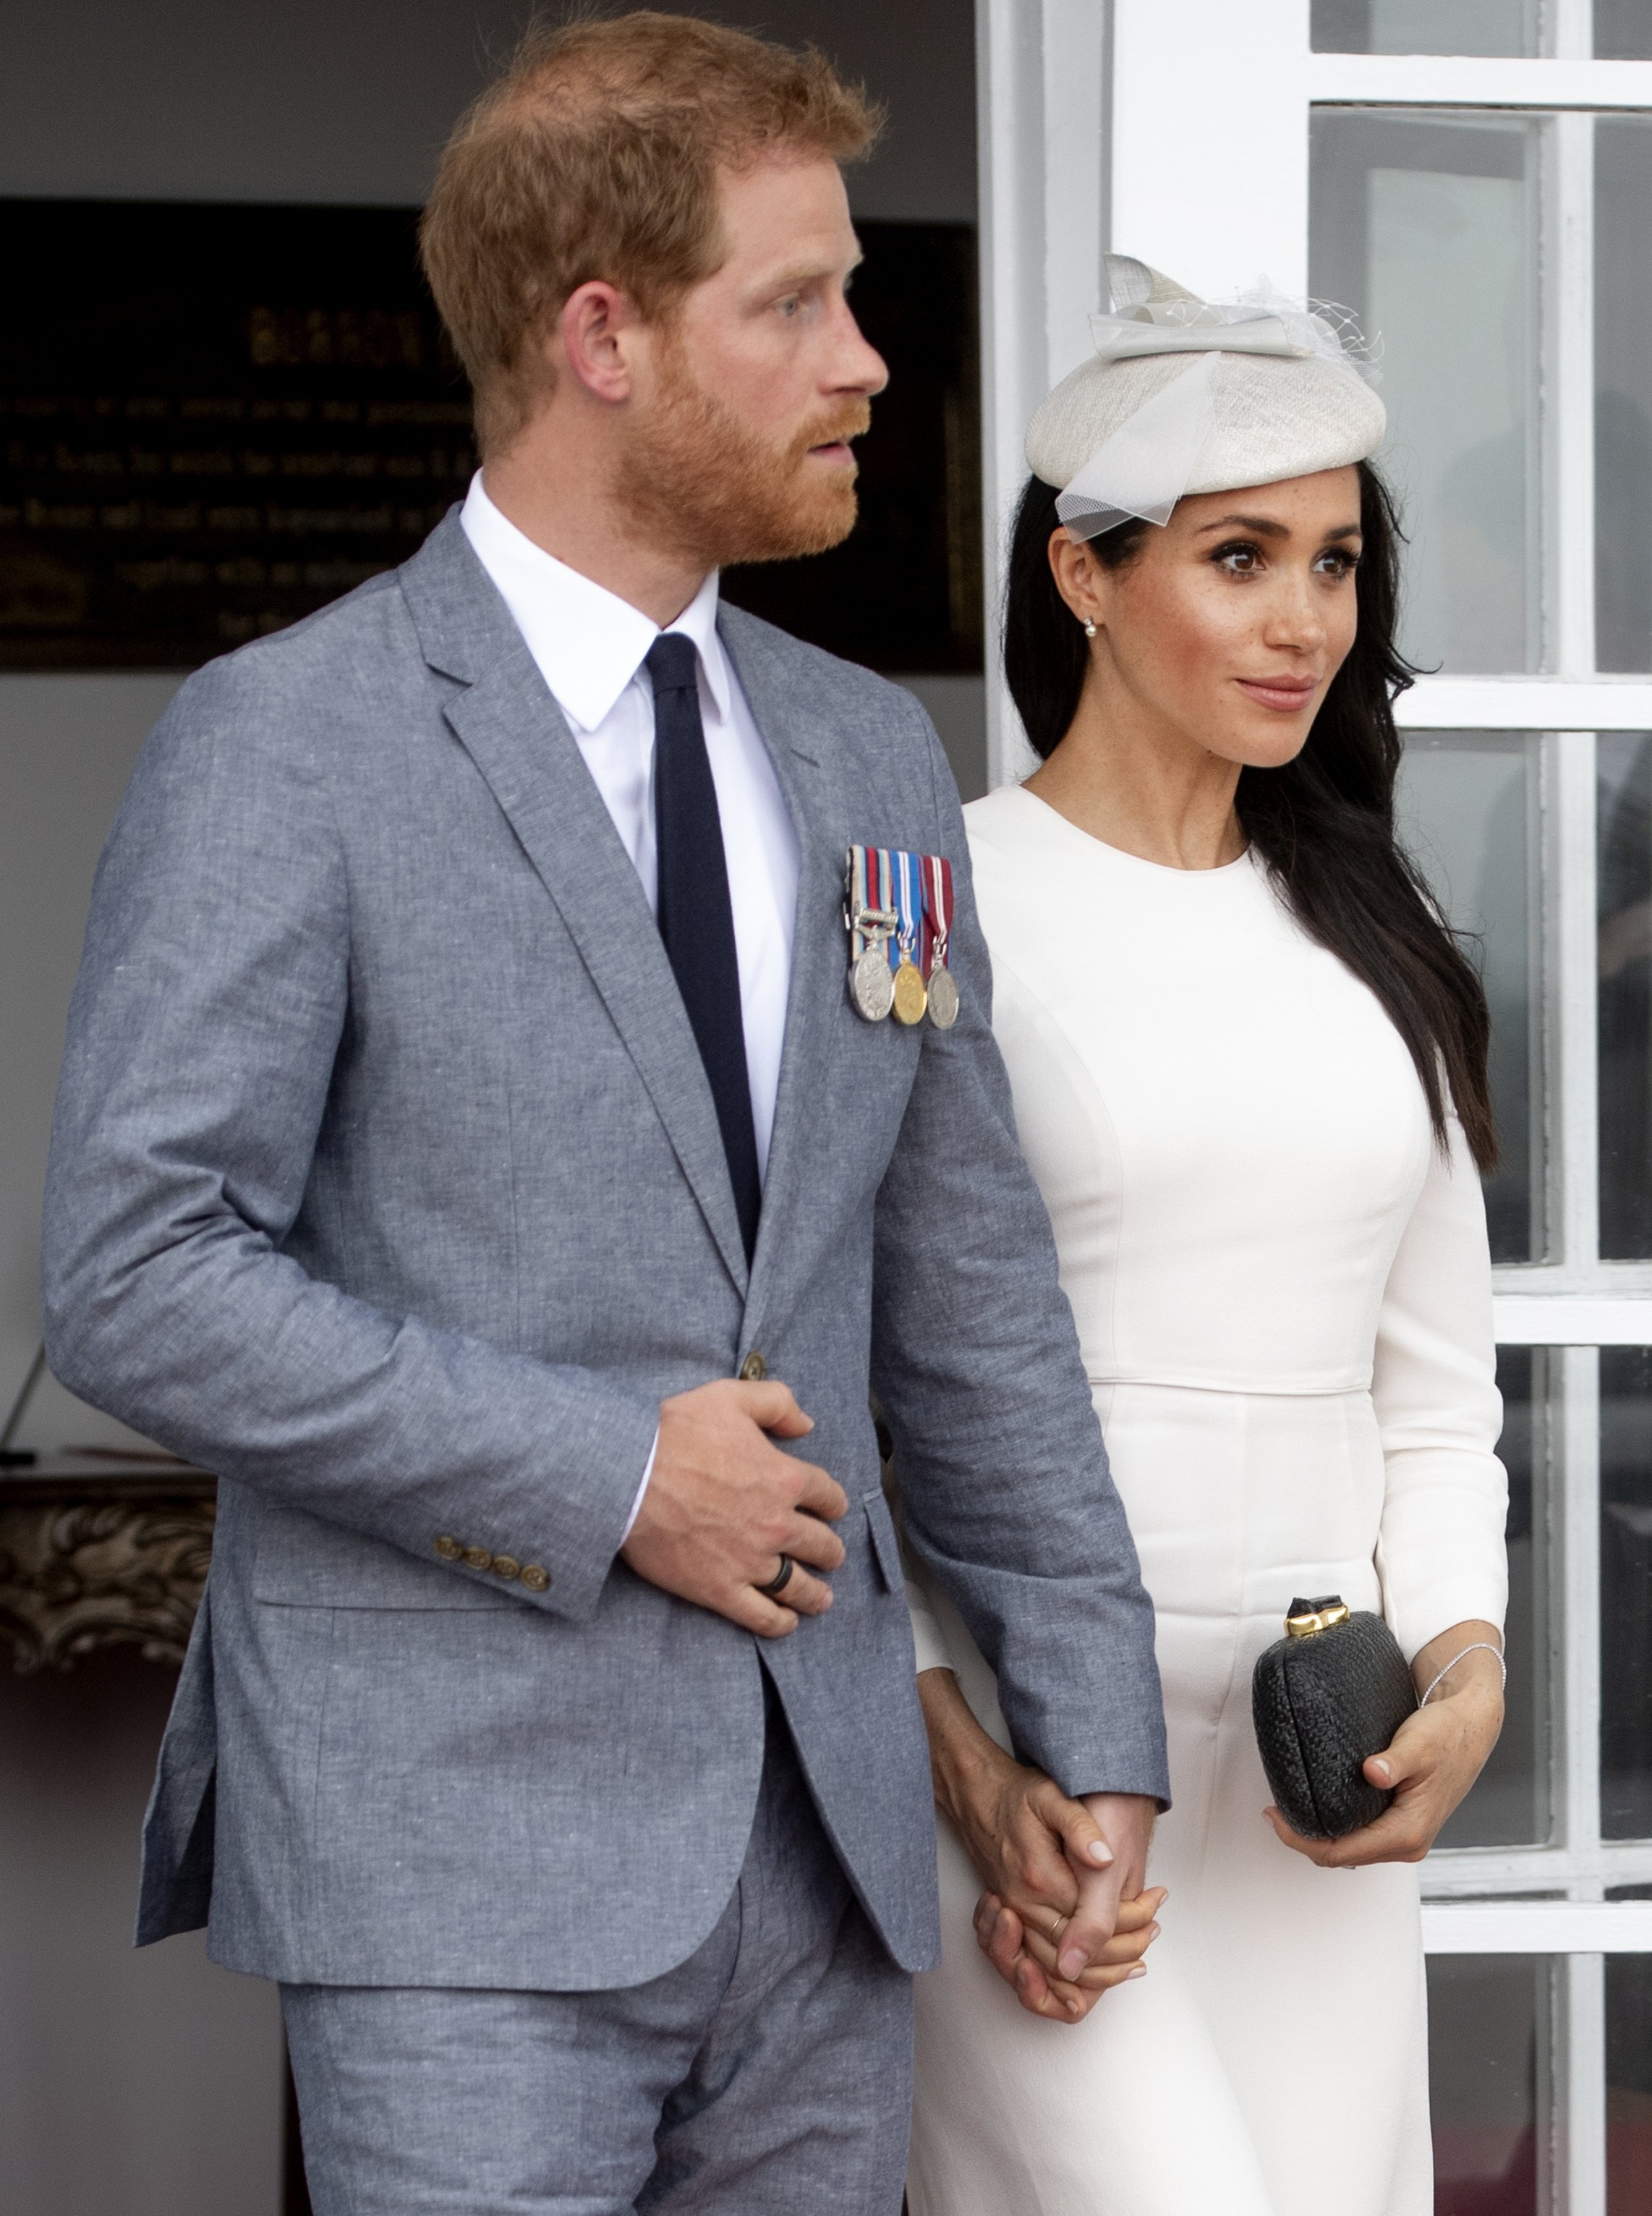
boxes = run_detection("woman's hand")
[975,1884,1165,2022]
[1265,1618,1504,1868]
[919,1665,1165,2021]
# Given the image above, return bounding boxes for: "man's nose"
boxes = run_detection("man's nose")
[830,300,890,397]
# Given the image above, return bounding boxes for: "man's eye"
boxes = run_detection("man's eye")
[776,296,801,318]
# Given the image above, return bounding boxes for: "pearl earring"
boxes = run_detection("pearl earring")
[1083,617,1097,638]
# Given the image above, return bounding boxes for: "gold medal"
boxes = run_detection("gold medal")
[926,964,959,1029]
[891,956,928,1025]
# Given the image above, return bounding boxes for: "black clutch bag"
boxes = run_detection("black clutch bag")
[1251,1595,1418,1840]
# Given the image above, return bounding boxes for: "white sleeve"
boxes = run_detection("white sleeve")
[1372,1112,1509,1662]
[906,1572,957,1675]
[880,1452,956,1673]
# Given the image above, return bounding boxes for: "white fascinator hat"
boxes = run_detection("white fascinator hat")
[1027,254,1387,541]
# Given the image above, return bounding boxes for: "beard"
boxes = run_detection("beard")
[616,328,872,571]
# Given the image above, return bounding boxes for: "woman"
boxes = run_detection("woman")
[903,260,1509,2216]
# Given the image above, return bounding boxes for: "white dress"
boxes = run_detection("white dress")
[905,786,1509,2216]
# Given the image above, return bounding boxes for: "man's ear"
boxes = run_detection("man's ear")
[558,280,638,405]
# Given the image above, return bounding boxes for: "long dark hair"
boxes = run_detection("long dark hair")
[1002,464,1496,1170]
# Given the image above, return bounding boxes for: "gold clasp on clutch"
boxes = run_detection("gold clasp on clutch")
[1285,1599,1351,1639]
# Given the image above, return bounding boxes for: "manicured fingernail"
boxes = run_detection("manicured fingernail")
[1087,1840,1113,1864]
[1149,1923,1161,1939]
[1059,1947,1087,1979]
[1370,1761,1390,1783]
[1127,1965,1146,1980]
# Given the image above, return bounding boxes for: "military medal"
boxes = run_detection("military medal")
[921,851,959,1029]
[851,939,895,1021]
[889,848,928,1025]
[845,846,898,1021]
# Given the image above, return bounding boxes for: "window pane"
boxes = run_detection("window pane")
[1597,122,1652,672]
[1312,0,1538,53]
[1428,1955,1542,2213]
[1311,112,1541,674]
[1398,733,1541,1262]
[1606,1906,1652,2213]
[1597,0,1652,59]
[1599,736,1652,1256]
[1440,1349,1544,1847]
[1601,1348,1652,1839]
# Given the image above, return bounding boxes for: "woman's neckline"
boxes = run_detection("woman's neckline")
[1003,783,1256,878]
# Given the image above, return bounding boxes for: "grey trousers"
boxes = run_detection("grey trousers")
[281,1689,914,2215]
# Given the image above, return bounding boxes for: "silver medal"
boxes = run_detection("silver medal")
[927,964,960,1030]
[851,946,895,1021]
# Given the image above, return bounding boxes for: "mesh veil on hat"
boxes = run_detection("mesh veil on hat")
[1027,255,1386,540]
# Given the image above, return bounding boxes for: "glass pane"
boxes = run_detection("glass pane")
[1428,1955,1543,2213]
[1601,1348,1652,1839]
[1440,1349,1545,1847]
[1597,0,1652,59]
[1311,111,1541,674]
[1397,733,1542,1263]
[1599,736,1652,1255]
[1312,0,1538,53]
[1597,122,1652,671]
[1606,1908,1652,2213]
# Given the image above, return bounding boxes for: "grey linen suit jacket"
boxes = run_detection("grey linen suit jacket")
[42,514,1167,1991]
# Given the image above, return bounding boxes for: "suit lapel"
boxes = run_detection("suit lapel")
[718,610,852,1305]
[400,518,750,1295]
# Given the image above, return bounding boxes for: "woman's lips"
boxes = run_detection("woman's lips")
[1236,676,1318,713]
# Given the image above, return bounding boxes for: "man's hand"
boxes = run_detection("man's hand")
[621,1378,848,1636]
[916,1666,1163,2021]
[1052,1791,1157,1979]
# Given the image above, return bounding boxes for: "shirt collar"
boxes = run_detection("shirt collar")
[460,472,730,733]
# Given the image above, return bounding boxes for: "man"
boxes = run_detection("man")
[43,16,1166,2212]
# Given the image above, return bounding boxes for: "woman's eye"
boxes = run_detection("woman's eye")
[1315,548,1360,577]
[1212,541,1261,574]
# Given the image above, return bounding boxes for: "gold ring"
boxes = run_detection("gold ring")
[1047,1911,1068,1945]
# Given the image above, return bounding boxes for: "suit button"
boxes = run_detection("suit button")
[492,1555,521,1582]
[464,1546,494,1572]
[520,1563,550,1593]
[434,1535,462,1561]
[739,1351,767,1383]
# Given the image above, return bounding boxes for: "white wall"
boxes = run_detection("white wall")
[0,677,182,1448]
[0,1653,284,2216]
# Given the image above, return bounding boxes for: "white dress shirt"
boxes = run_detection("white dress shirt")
[461,473,800,1533]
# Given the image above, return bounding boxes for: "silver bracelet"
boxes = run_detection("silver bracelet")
[1419,1641,1506,1707]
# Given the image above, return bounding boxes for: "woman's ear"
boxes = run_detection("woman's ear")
[1047,527,1104,634]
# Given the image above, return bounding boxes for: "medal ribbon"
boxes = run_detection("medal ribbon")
[921,853,954,975]
[847,846,897,965]
[891,849,924,972]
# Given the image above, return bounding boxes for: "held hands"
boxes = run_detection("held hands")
[621,1378,847,1636]
[1265,1618,1506,1868]
[918,1667,1163,2023]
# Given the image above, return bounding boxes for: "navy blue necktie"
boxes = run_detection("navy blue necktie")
[647,634,762,1263]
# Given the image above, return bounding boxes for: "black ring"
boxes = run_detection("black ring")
[757,1554,795,1599]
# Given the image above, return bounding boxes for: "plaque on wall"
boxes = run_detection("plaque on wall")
[0,198,981,676]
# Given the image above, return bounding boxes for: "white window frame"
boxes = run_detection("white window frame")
[974,3,1652,2203]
